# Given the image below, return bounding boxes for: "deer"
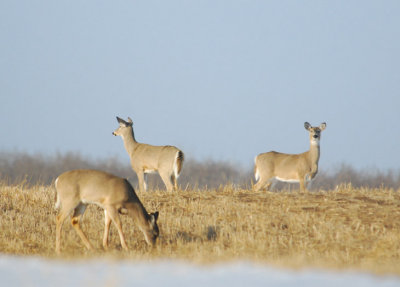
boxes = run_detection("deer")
[112,116,184,193]
[54,169,159,254]
[253,122,326,192]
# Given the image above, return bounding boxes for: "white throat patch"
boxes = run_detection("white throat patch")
[311,139,320,146]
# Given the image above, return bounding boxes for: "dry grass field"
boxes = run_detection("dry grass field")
[1,181,400,275]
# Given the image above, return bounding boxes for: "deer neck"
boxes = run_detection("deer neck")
[127,201,149,225]
[122,128,138,153]
[308,140,321,171]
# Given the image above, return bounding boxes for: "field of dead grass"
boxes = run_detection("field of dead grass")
[1,181,400,275]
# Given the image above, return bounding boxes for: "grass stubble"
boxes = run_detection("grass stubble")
[1,181,400,275]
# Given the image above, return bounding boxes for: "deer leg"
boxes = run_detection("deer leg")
[71,203,93,250]
[254,175,275,192]
[306,179,313,191]
[254,178,267,191]
[266,180,274,191]
[55,209,70,254]
[143,173,148,191]
[137,171,146,193]
[299,178,307,193]
[159,172,174,192]
[103,210,112,250]
[253,180,262,191]
[171,174,178,191]
[106,206,128,250]
[56,199,80,254]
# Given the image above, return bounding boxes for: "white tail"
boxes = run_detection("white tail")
[113,116,184,192]
[254,160,260,182]
[54,169,159,254]
[253,122,326,192]
[173,150,183,179]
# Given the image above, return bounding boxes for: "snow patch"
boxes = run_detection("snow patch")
[0,255,399,287]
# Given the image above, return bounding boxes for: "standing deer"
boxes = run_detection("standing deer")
[54,169,159,254]
[113,116,184,192]
[253,122,326,192]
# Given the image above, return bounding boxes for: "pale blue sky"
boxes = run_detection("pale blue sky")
[1,1,399,171]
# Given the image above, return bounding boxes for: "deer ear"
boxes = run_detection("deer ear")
[319,122,326,130]
[304,122,312,131]
[151,211,159,223]
[127,117,133,126]
[116,116,126,125]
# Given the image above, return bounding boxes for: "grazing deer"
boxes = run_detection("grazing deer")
[113,116,184,192]
[254,122,326,192]
[54,169,159,254]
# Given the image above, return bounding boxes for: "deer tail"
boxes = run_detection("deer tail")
[174,150,184,178]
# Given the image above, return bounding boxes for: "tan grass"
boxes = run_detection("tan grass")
[1,181,400,274]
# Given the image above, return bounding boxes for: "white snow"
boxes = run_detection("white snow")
[0,255,399,287]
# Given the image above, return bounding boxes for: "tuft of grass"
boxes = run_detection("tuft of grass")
[1,181,400,274]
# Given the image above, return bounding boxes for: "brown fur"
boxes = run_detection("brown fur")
[113,116,184,192]
[254,122,326,192]
[54,169,159,253]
